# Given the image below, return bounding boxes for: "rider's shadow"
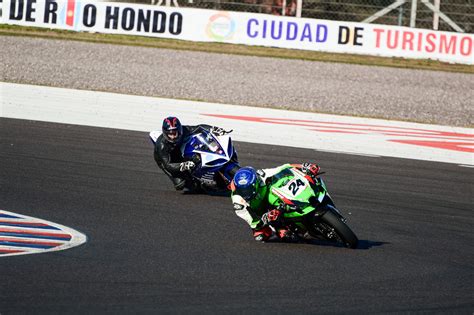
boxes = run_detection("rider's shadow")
[301,239,388,249]
[182,190,230,197]
[353,240,388,249]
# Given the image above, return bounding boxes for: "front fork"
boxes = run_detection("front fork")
[310,192,347,223]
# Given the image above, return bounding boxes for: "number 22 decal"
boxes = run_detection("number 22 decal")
[288,179,305,195]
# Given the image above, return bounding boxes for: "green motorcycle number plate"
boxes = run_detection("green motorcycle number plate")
[272,176,309,201]
[287,178,305,196]
[270,168,328,218]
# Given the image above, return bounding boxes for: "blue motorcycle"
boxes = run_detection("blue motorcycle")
[150,127,240,193]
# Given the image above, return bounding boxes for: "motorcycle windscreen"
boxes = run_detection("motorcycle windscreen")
[183,132,231,168]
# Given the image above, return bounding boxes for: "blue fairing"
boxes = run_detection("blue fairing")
[181,129,238,185]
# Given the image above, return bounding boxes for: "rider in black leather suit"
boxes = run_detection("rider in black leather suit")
[153,116,229,191]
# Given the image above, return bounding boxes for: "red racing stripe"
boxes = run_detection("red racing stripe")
[0,220,50,227]
[0,228,71,239]
[0,237,63,247]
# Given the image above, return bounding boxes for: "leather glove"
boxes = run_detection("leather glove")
[179,161,195,172]
[211,126,232,136]
[261,209,282,226]
[301,163,320,177]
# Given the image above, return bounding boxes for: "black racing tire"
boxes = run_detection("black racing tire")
[319,208,359,249]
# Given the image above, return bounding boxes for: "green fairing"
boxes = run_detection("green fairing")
[235,165,358,248]
[232,165,327,226]
[266,167,326,218]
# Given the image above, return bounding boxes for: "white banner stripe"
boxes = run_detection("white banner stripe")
[0,245,45,252]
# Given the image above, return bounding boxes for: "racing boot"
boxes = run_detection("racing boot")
[183,178,205,194]
[172,177,186,191]
[253,226,273,242]
[277,228,300,243]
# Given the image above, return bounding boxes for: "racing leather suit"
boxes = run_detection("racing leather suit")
[232,164,292,229]
[154,124,213,190]
[232,163,319,241]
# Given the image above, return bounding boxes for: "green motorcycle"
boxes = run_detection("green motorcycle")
[267,166,358,248]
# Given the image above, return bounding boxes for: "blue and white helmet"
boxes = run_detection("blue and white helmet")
[233,166,261,201]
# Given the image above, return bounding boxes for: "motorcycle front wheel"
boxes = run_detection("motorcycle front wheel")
[314,207,358,249]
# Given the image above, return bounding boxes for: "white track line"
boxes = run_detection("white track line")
[1,82,473,166]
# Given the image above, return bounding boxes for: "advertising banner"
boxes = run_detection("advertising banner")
[1,0,472,64]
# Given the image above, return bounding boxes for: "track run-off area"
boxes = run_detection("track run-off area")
[1,82,473,313]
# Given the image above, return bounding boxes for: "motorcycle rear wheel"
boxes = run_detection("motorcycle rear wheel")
[316,208,358,249]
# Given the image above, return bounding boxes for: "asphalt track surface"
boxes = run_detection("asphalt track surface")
[1,117,473,314]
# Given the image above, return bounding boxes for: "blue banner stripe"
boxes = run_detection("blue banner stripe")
[0,222,60,230]
[0,214,21,219]
[0,232,71,241]
[0,241,56,249]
